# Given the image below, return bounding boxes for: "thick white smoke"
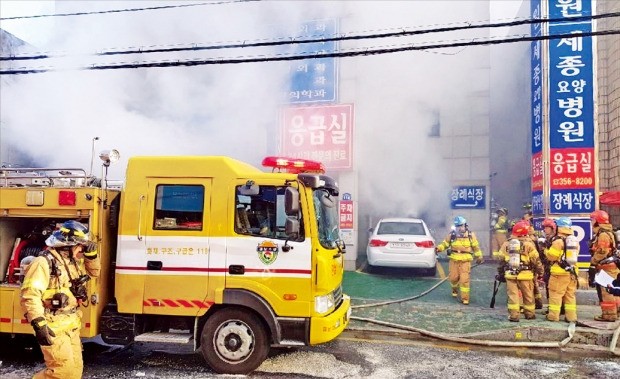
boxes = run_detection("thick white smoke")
[1,0,524,236]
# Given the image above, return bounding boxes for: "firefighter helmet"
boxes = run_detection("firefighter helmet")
[542,218,557,230]
[590,210,610,224]
[512,220,530,237]
[498,208,508,215]
[556,217,572,228]
[453,216,467,226]
[45,220,90,247]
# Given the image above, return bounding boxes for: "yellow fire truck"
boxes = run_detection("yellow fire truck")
[0,153,350,374]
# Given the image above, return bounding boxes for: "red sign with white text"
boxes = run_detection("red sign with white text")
[531,151,543,191]
[280,104,354,170]
[549,147,595,189]
[339,200,354,229]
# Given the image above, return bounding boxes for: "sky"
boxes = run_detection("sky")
[0,0,525,229]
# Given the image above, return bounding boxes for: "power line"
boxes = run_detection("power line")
[2,12,618,62]
[2,28,618,75]
[0,0,257,20]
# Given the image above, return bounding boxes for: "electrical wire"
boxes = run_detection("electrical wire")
[2,28,617,75]
[2,12,618,62]
[0,0,258,20]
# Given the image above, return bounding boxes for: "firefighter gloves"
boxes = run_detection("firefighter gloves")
[83,241,98,259]
[31,317,56,346]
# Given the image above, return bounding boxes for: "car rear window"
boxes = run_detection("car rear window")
[377,222,425,235]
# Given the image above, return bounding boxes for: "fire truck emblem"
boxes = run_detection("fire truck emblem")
[257,241,279,265]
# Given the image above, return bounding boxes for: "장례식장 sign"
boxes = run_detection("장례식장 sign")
[451,186,486,209]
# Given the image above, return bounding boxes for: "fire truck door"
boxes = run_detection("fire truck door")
[141,179,212,315]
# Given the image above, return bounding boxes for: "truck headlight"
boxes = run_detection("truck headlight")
[314,293,335,314]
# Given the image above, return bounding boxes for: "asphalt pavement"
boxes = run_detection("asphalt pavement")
[342,258,620,354]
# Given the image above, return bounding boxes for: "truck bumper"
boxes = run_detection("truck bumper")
[309,294,351,345]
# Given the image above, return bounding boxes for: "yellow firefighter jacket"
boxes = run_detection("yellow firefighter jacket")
[20,248,100,334]
[436,231,483,262]
[590,223,619,276]
[499,237,544,280]
[494,216,508,233]
[546,227,579,276]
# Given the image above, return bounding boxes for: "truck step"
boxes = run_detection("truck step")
[134,331,192,344]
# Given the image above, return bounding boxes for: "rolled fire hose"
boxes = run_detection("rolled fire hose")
[610,323,620,356]
[350,263,576,348]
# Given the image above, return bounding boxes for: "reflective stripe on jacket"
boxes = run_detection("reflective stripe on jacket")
[437,231,482,262]
[499,238,544,280]
[545,233,577,276]
[20,248,100,332]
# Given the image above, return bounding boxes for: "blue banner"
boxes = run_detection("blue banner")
[549,0,591,19]
[450,186,486,209]
[288,19,338,104]
[547,0,596,214]
[548,22,594,149]
[570,217,593,265]
[549,188,595,213]
[531,0,543,154]
[532,190,544,215]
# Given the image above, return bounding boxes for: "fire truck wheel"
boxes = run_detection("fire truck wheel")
[200,308,269,374]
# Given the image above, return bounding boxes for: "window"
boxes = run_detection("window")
[154,185,204,230]
[378,222,425,236]
[235,185,303,240]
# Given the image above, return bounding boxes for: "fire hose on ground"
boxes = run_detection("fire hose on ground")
[349,263,582,349]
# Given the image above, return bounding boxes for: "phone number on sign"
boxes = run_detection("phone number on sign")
[552,177,593,186]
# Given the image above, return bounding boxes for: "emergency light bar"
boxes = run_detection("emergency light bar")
[261,156,325,174]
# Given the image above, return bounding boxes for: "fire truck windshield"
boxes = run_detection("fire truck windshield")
[313,189,340,249]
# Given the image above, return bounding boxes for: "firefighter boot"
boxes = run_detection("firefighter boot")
[594,310,617,322]
[509,311,520,322]
[535,298,543,310]
[451,286,458,298]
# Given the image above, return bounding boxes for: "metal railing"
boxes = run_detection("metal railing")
[0,168,89,188]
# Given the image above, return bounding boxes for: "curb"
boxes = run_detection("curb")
[345,322,620,354]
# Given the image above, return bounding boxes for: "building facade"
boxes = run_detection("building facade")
[597,0,620,223]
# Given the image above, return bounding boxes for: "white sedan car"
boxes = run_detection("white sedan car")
[366,218,437,276]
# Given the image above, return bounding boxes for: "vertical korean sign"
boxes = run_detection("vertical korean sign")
[548,0,596,214]
[280,104,354,170]
[287,19,338,104]
[530,0,544,216]
[339,193,354,245]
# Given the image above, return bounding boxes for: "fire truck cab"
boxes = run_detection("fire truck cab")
[0,155,350,374]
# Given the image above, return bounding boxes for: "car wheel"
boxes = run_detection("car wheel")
[200,308,269,375]
[425,266,437,277]
[365,262,375,274]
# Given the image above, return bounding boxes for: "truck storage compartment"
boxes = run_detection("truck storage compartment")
[0,218,71,284]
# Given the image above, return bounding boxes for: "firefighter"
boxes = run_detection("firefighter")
[538,218,565,315]
[527,222,544,309]
[20,220,100,379]
[435,216,484,305]
[491,208,509,260]
[545,217,579,323]
[498,220,544,322]
[588,210,619,322]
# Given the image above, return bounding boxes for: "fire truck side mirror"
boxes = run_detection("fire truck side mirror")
[285,217,300,238]
[284,187,299,216]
